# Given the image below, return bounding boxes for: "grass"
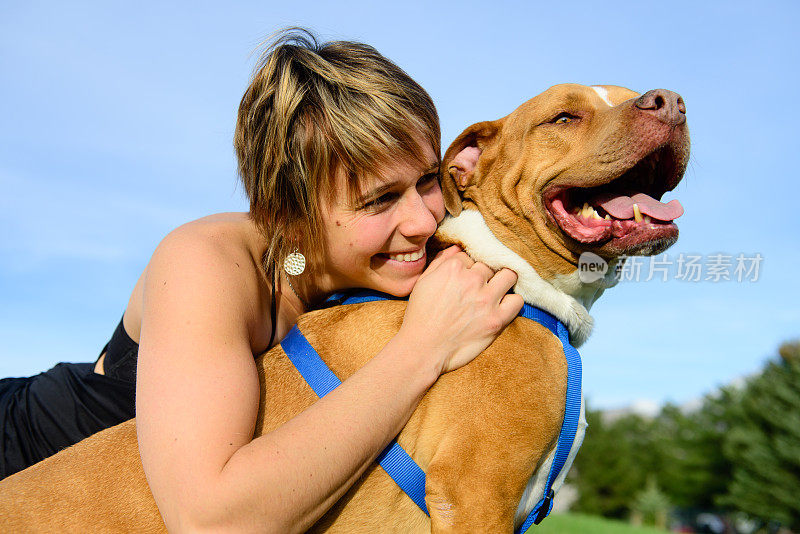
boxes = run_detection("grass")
[527,513,666,534]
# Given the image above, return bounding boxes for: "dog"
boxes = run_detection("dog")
[0,83,689,533]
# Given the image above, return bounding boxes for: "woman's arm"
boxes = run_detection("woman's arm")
[136,231,521,533]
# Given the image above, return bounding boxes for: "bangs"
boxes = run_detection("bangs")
[311,101,440,207]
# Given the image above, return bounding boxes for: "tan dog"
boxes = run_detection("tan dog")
[0,84,689,533]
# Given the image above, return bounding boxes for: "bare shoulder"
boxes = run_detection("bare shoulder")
[157,213,263,269]
[126,212,272,351]
[163,212,265,257]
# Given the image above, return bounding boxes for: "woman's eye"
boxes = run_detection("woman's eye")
[364,193,397,209]
[361,172,438,210]
[417,172,439,188]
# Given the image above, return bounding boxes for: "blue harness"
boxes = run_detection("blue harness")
[280,290,583,531]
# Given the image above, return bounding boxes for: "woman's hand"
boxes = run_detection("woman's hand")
[399,245,524,374]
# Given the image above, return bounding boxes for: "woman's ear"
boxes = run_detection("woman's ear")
[440,120,501,216]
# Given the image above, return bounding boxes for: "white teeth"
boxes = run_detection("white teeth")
[389,249,424,262]
[633,203,643,222]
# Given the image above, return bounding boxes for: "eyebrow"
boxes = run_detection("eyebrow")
[360,161,440,202]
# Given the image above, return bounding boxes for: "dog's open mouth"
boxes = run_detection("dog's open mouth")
[544,146,684,253]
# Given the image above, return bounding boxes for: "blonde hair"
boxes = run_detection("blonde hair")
[234,28,440,282]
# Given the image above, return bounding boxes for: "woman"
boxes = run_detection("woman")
[0,29,523,531]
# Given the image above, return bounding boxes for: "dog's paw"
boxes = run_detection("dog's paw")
[565,300,593,347]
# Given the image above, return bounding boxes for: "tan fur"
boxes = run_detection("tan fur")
[0,84,689,533]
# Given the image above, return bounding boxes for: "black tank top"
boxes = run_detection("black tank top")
[101,316,139,383]
[0,317,136,479]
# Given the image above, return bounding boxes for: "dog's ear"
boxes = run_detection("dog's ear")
[441,120,501,216]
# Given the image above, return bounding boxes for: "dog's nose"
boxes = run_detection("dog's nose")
[635,89,686,126]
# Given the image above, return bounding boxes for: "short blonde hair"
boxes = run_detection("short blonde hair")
[235,28,440,282]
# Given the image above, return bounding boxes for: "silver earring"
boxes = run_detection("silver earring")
[283,249,306,276]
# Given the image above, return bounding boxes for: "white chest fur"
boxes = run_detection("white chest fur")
[437,209,621,347]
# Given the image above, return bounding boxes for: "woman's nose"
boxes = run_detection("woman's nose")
[397,191,438,238]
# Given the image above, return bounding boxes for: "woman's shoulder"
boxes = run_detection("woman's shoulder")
[147,212,271,313]
[133,212,275,352]
[157,213,266,269]
[169,212,262,246]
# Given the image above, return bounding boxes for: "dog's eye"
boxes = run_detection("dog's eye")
[552,112,575,124]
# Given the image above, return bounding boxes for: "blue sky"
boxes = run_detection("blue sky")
[1,1,798,411]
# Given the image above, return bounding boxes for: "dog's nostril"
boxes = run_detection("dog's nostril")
[636,89,686,125]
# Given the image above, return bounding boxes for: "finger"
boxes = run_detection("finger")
[452,251,475,268]
[468,261,495,281]
[425,245,461,272]
[486,268,519,296]
[497,293,525,322]
[433,245,461,259]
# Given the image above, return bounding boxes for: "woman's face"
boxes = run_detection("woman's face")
[317,143,444,297]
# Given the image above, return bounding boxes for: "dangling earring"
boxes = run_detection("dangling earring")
[283,248,306,276]
[282,247,309,310]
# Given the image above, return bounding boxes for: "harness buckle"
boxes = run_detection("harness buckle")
[533,489,555,525]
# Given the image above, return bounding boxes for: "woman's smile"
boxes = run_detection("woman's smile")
[373,247,428,274]
[381,248,426,263]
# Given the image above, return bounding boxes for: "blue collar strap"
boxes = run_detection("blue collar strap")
[280,290,583,530]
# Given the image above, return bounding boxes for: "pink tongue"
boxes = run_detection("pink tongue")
[597,192,684,221]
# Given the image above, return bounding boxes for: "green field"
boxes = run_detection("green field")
[527,513,666,534]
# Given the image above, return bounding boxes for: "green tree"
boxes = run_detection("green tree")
[653,390,736,509]
[718,340,800,529]
[570,408,655,518]
[572,393,736,518]
[631,476,670,529]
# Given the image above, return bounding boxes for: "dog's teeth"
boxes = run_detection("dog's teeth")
[633,203,643,222]
[605,214,611,220]
[579,202,604,221]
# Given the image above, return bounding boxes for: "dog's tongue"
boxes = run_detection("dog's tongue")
[597,192,684,221]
